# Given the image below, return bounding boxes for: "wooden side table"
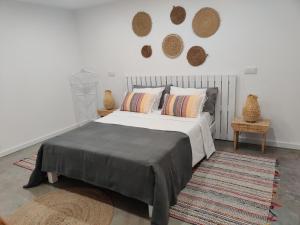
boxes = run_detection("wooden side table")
[97,109,116,117]
[231,118,270,153]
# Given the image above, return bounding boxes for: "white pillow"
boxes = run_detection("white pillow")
[170,87,207,113]
[170,86,207,96]
[198,94,208,113]
[133,87,165,110]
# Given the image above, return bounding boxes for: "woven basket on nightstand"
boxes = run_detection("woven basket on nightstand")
[243,94,261,123]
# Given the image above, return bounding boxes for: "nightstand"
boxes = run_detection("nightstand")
[97,109,116,117]
[231,118,271,153]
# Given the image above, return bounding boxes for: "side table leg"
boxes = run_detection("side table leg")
[236,131,239,148]
[262,133,266,153]
[233,131,238,151]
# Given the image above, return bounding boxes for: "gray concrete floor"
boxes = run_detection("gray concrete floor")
[0,141,299,225]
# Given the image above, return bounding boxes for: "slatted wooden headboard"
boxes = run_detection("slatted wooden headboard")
[125,75,237,141]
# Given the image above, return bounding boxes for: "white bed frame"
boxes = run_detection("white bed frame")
[47,171,154,215]
[48,74,237,218]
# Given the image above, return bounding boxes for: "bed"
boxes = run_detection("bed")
[24,75,237,225]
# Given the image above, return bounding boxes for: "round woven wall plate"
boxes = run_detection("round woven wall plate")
[132,12,152,37]
[170,6,186,25]
[162,34,184,59]
[141,45,152,58]
[192,7,220,38]
[187,46,208,66]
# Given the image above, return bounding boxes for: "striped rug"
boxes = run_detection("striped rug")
[170,151,279,225]
[14,155,37,171]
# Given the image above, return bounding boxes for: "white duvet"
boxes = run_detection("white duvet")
[95,111,216,167]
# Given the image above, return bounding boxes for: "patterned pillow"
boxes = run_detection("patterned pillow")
[161,94,205,118]
[121,92,155,113]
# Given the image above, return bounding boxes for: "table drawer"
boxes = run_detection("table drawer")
[232,123,268,133]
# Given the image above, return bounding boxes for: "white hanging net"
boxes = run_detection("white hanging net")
[70,70,99,125]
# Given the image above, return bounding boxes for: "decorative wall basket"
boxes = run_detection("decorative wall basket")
[243,94,261,122]
[162,34,184,58]
[141,45,152,58]
[170,6,186,25]
[192,7,220,38]
[132,12,152,37]
[187,46,208,66]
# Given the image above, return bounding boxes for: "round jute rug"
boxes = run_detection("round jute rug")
[7,188,113,225]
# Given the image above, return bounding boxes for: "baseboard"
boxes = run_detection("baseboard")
[238,137,300,150]
[0,123,82,158]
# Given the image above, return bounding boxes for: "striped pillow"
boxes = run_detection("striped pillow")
[161,94,205,118]
[121,92,155,113]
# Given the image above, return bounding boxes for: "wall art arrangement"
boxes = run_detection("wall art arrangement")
[131,6,220,66]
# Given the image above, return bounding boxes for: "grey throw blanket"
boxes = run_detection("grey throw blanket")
[24,122,192,225]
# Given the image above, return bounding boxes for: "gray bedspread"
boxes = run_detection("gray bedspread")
[24,122,192,225]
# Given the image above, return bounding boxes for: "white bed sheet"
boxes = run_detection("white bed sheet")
[95,111,216,167]
[151,110,214,126]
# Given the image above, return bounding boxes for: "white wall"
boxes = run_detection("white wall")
[0,0,82,156]
[76,0,300,149]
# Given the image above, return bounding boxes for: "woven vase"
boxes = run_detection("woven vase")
[243,95,261,123]
[103,90,115,110]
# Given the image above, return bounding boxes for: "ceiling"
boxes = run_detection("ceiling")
[14,0,117,9]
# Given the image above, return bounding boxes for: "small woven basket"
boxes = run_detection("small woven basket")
[170,6,186,25]
[141,45,152,58]
[162,34,184,58]
[243,95,261,122]
[187,46,208,66]
[192,7,220,38]
[132,12,152,37]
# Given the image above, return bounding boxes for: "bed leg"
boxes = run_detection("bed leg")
[212,131,216,140]
[148,205,153,218]
[47,172,58,184]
